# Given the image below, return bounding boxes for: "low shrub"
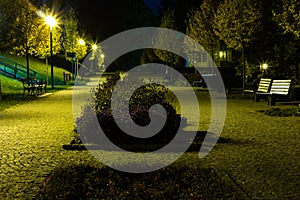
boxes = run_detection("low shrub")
[75,73,186,149]
[36,164,242,199]
[259,107,300,117]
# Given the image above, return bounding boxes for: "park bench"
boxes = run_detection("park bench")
[267,80,292,106]
[22,78,34,95]
[253,79,292,105]
[244,78,272,101]
[22,78,46,95]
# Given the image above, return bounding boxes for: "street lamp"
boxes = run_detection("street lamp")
[261,63,268,70]
[78,39,85,46]
[76,39,86,76]
[92,44,98,51]
[45,15,57,89]
[260,63,268,77]
[90,44,98,70]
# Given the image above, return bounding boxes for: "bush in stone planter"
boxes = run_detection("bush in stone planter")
[76,73,186,149]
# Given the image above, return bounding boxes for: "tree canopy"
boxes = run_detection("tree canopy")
[273,0,300,40]
[154,9,181,68]
[184,0,220,57]
[214,0,262,51]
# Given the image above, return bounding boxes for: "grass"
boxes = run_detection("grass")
[0,53,73,111]
[1,52,71,85]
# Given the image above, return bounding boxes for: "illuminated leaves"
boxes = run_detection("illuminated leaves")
[273,0,300,39]
[185,0,220,53]
[213,0,262,50]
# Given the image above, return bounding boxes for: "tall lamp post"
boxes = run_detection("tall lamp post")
[76,39,86,77]
[45,15,57,89]
[91,44,98,70]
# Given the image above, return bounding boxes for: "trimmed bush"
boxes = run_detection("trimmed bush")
[76,73,186,149]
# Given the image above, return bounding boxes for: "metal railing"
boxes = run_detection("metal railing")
[0,55,37,80]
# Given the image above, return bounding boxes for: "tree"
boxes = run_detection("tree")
[184,0,221,62]
[0,1,62,80]
[63,7,87,61]
[0,0,18,52]
[0,0,34,79]
[272,0,300,83]
[214,0,262,96]
[154,9,181,71]
[273,0,300,40]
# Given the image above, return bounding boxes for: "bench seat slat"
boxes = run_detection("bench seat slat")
[268,79,292,105]
[252,78,272,101]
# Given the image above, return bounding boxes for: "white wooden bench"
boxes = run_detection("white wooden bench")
[244,78,272,101]
[267,80,292,105]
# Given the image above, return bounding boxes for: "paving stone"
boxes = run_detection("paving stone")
[0,87,94,199]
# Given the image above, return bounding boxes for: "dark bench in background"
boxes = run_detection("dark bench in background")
[22,78,46,95]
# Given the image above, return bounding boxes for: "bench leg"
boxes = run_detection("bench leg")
[268,95,276,106]
[23,87,31,95]
[254,94,260,102]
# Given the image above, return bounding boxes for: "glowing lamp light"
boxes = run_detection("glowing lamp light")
[100,54,105,59]
[219,51,225,58]
[45,15,57,29]
[92,44,98,51]
[262,64,268,69]
[261,63,268,70]
[78,39,85,46]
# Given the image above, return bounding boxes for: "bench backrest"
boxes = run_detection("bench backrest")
[270,80,291,95]
[257,78,272,93]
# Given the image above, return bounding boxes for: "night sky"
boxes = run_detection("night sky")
[144,0,162,15]
[76,0,161,40]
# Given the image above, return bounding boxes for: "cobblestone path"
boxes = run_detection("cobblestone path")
[0,88,98,199]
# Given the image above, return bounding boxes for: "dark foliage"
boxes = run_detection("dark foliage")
[36,164,242,199]
[259,107,300,117]
[76,73,186,149]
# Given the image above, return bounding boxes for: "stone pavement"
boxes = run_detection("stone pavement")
[0,87,98,199]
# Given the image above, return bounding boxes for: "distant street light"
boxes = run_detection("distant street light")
[92,44,98,51]
[261,63,268,70]
[219,51,225,58]
[260,63,269,77]
[45,15,57,89]
[76,39,86,76]
[78,39,85,46]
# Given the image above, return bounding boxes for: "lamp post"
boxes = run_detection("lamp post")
[45,15,57,89]
[90,44,98,70]
[76,39,86,77]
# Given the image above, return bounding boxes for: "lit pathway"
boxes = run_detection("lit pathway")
[0,87,98,199]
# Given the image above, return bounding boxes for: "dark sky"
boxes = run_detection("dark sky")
[144,0,161,15]
[44,0,162,40]
[75,0,161,40]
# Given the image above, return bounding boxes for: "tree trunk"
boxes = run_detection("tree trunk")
[26,45,30,80]
[242,42,246,97]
